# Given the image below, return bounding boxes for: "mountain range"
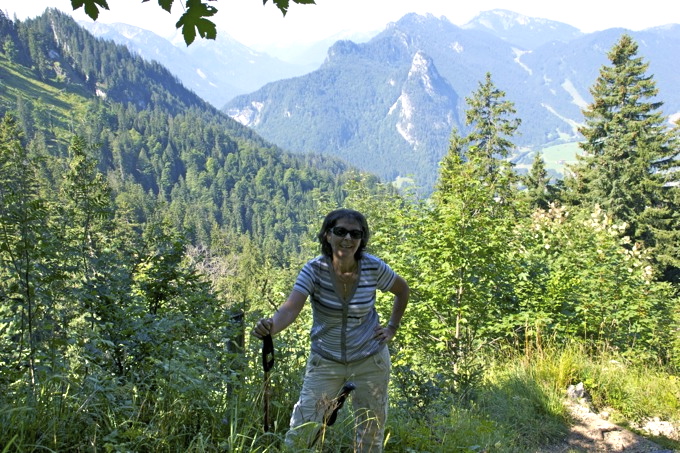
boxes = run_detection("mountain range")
[77,21,375,109]
[77,10,680,192]
[223,12,680,191]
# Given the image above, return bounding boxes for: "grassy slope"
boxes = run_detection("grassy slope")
[0,54,91,141]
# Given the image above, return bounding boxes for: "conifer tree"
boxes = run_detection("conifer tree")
[522,151,554,210]
[462,72,521,194]
[566,35,675,247]
[56,136,122,338]
[643,121,680,282]
[0,113,52,389]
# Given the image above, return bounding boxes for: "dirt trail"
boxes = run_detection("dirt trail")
[538,401,676,453]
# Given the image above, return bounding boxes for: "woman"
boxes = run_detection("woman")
[252,208,409,452]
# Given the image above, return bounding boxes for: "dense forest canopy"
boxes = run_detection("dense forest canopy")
[1,10,679,452]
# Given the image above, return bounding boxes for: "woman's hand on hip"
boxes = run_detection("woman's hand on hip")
[374,324,396,344]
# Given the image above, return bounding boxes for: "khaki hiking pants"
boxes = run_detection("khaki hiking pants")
[285,346,391,452]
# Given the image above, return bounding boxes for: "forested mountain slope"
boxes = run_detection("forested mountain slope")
[0,8,369,253]
[227,36,460,192]
[78,21,317,108]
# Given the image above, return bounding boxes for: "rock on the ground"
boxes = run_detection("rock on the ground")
[537,401,674,453]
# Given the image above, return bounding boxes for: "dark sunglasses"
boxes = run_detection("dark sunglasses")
[331,226,364,240]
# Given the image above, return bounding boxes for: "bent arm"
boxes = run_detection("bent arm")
[270,290,306,335]
[387,275,409,329]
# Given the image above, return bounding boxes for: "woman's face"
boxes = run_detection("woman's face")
[326,217,363,261]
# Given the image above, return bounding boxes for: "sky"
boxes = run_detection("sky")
[4,0,680,52]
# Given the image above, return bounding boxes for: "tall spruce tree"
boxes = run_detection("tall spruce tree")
[0,113,53,390]
[462,72,521,191]
[566,35,675,249]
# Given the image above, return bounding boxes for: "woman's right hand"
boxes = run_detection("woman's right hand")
[252,317,274,339]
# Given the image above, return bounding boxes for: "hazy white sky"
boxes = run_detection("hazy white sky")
[4,0,680,51]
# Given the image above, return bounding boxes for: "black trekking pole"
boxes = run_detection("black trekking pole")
[262,334,275,432]
[309,381,356,448]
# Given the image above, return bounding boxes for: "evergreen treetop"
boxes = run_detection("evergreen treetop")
[568,34,674,241]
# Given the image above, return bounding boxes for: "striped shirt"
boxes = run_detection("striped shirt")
[293,253,397,363]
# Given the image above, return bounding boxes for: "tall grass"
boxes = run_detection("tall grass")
[2,343,678,452]
[384,343,679,452]
[385,349,570,452]
[569,349,680,423]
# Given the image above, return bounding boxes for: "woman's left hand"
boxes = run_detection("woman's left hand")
[374,325,397,344]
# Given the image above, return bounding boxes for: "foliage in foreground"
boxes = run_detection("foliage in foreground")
[3,339,679,452]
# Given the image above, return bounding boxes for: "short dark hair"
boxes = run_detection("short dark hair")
[318,208,370,260]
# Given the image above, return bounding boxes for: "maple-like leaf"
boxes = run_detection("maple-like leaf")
[272,0,290,16]
[73,0,313,45]
[263,0,315,16]
[175,0,218,45]
[142,0,174,13]
[71,0,110,20]
[157,0,174,13]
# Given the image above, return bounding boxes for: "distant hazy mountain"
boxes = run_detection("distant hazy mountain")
[224,12,680,192]
[257,29,381,67]
[80,21,318,108]
[461,9,583,49]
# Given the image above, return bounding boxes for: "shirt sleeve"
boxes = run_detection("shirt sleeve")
[375,256,397,291]
[292,260,315,296]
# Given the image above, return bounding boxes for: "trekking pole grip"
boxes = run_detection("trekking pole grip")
[262,334,274,372]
